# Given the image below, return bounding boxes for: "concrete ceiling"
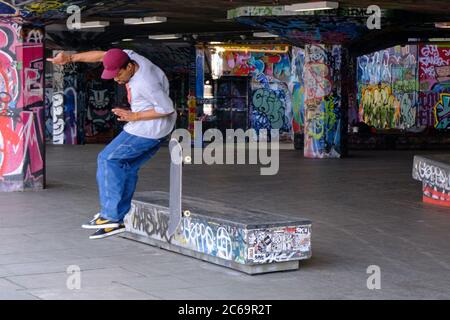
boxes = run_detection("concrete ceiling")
[4,0,450,54]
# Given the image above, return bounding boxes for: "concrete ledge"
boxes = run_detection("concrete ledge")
[121,191,312,274]
[413,155,450,207]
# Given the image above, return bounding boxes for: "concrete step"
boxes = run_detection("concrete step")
[121,191,312,275]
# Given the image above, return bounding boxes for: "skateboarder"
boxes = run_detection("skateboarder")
[47,49,176,239]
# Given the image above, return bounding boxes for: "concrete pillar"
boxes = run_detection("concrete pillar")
[0,20,45,191]
[303,44,348,158]
[51,50,79,145]
[194,47,204,147]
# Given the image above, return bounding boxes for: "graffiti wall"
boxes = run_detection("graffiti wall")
[0,21,45,191]
[124,200,312,265]
[413,156,450,207]
[84,67,115,141]
[250,82,292,138]
[47,58,115,144]
[220,48,293,140]
[14,0,87,21]
[44,72,53,142]
[51,52,84,145]
[247,225,311,264]
[357,45,418,129]
[358,43,450,130]
[63,62,81,145]
[290,46,305,134]
[0,1,19,16]
[303,44,343,158]
[418,44,450,129]
[231,8,384,46]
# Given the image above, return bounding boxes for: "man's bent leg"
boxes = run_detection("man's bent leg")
[97,132,161,222]
[116,141,162,221]
[97,131,135,221]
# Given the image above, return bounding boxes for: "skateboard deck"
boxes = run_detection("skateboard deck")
[167,138,182,237]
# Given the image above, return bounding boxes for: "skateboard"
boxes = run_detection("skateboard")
[167,138,183,237]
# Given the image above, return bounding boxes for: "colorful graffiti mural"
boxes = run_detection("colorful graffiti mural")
[235,14,369,45]
[223,50,291,82]
[85,80,114,138]
[0,22,45,191]
[290,46,305,134]
[44,73,53,142]
[357,45,418,129]
[16,0,87,21]
[359,84,399,128]
[219,49,293,140]
[0,1,19,16]
[303,44,342,158]
[358,43,450,129]
[62,62,79,145]
[419,44,450,129]
[434,93,450,129]
[230,6,392,46]
[250,84,291,136]
[46,59,115,144]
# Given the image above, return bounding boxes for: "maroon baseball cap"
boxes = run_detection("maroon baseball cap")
[101,49,130,80]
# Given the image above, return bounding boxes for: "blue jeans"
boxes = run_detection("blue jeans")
[96,131,162,222]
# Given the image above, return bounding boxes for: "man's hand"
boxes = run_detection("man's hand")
[112,108,139,122]
[47,52,72,65]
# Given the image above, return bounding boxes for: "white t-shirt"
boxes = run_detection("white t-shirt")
[122,50,176,139]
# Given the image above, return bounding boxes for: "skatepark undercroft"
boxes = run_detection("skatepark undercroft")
[1,0,450,301]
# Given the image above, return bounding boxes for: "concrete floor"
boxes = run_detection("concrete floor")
[0,143,449,300]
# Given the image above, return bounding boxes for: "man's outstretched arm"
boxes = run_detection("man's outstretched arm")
[47,51,106,65]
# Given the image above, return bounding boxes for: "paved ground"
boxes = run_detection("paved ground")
[1,143,449,300]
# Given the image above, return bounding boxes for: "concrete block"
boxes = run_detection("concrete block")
[121,191,312,274]
[413,155,450,207]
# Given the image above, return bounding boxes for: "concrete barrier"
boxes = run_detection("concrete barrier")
[121,191,312,275]
[413,155,450,207]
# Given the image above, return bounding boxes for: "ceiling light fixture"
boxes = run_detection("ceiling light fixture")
[284,1,339,12]
[121,38,134,42]
[77,21,110,29]
[148,34,181,40]
[209,44,290,54]
[435,22,450,29]
[124,16,167,25]
[253,32,279,38]
[429,38,450,42]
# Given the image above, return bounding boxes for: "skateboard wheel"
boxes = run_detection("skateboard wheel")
[184,156,192,164]
[183,210,191,217]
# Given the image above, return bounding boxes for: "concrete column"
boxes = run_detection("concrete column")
[194,47,204,147]
[303,44,348,158]
[51,50,79,145]
[0,20,45,191]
